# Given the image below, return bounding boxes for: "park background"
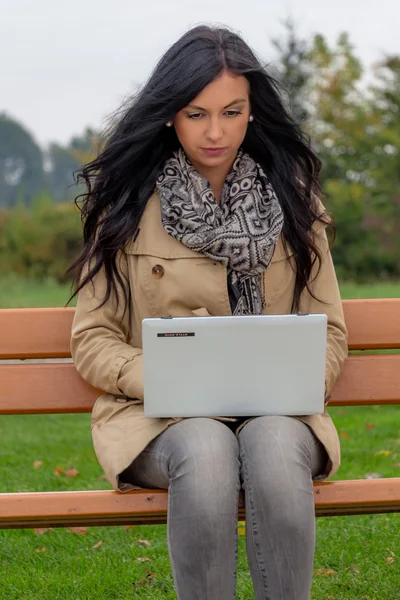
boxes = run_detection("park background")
[1,1,400,598]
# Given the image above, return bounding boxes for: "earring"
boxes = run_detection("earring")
[165,121,173,127]
[249,115,254,122]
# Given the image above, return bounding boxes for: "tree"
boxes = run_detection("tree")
[0,114,46,206]
[46,127,101,202]
[305,34,400,279]
[47,142,80,202]
[271,19,312,123]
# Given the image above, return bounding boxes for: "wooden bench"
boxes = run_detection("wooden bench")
[1,300,400,529]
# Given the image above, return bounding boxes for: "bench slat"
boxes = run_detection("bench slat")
[330,354,400,406]
[344,298,400,350]
[1,299,400,359]
[0,363,98,414]
[0,308,75,359]
[0,354,399,415]
[1,478,400,528]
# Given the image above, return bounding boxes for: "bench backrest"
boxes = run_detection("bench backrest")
[1,300,400,415]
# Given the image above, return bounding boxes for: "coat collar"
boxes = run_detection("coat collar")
[125,191,293,263]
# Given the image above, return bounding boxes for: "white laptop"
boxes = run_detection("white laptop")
[142,314,327,418]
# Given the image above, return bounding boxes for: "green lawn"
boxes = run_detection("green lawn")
[0,274,400,309]
[1,277,400,599]
[340,281,400,299]
[0,275,75,308]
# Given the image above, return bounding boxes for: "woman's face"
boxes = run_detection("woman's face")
[173,71,251,172]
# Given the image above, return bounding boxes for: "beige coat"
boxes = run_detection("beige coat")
[71,192,348,491]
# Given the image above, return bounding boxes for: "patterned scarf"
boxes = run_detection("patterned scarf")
[156,148,284,315]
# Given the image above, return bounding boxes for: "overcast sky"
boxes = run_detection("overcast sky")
[1,0,398,147]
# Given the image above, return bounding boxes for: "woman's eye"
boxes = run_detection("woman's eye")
[225,111,242,117]
[187,113,204,120]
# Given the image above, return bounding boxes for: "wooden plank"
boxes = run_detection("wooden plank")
[0,308,75,359]
[0,478,400,529]
[343,298,400,350]
[1,354,400,415]
[313,477,400,517]
[0,489,170,529]
[330,354,400,406]
[1,299,400,360]
[0,363,98,414]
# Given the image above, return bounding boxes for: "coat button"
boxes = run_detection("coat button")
[152,264,164,279]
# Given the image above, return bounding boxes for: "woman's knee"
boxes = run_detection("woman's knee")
[162,418,240,485]
[240,416,316,460]
[238,416,322,488]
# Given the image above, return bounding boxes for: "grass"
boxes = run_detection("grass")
[340,281,400,299]
[1,276,400,599]
[0,274,400,309]
[0,275,75,308]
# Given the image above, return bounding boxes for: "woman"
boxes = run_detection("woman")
[69,25,347,600]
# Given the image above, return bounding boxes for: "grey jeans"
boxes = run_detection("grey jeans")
[121,416,327,600]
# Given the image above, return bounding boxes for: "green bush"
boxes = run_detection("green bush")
[326,180,400,282]
[0,193,82,282]
[1,189,400,284]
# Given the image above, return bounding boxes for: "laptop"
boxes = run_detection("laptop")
[142,314,327,418]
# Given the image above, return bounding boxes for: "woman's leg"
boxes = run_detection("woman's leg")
[238,416,327,600]
[120,418,241,600]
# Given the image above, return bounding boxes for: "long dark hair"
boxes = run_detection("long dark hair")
[68,25,330,311]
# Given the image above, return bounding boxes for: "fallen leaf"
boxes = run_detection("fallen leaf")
[395,463,400,468]
[92,540,103,549]
[352,565,360,575]
[132,571,155,588]
[133,578,148,588]
[395,439,400,445]
[68,527,88,536]
[97,474,108,480]
[365,423,375,431]
[35,547,46,553]
[386,556,394,564]
[137,539,151,548]
[125,525,135,531]
[136,557,151,563]
[365,473,382,479]
[65,468,80,478]
[315,568,336,576]
[340,430,350,441]
[34,528,53,536]
[375,450,391,457]
[53,466,65,476]
[33,460,43,469]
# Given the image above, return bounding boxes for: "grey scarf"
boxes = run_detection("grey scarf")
[156,149,284,315]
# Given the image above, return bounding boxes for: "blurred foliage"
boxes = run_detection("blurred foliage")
[0,25,399,282]
[0,194,82,281]
[0,114,46,205]
[0,121,100,206]
[275,24,400,281]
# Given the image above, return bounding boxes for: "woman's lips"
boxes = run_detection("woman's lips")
[201,147,227,156]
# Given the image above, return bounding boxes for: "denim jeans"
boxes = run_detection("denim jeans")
[120,416,327,600]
